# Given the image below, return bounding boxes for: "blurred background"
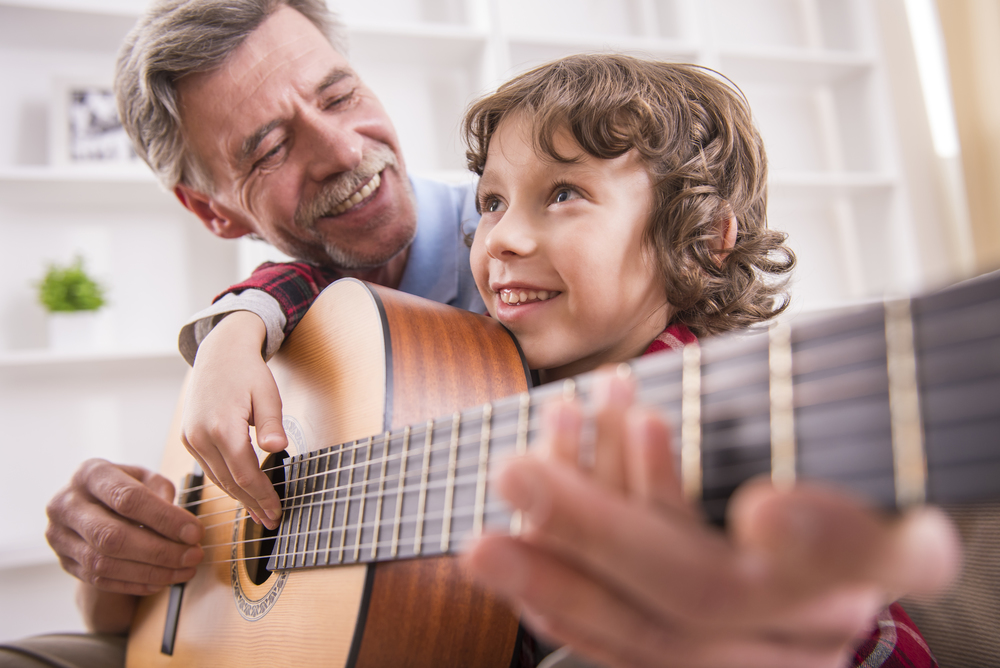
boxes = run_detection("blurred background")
[1,0,998,643]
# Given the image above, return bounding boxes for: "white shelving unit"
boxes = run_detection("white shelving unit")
[0,0,953,643]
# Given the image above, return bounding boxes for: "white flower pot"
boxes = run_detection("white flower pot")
[48,310,105,352]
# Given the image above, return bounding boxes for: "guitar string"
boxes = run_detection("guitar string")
[196,465,515,538]
[199,500,514,566]
[174,363,792,509]
[178,286,1000,504]
[179,357,898,512]
[191,448,525,523]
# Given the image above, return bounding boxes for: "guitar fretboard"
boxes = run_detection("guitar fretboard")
[266,271,1000,572]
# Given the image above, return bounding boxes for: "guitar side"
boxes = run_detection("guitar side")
[127,279,529,667]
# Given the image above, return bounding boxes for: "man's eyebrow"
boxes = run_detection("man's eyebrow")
[240,119,281,165]
[315,66,352,96]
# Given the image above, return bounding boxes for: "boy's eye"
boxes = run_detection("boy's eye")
[482,196,505,213]
[552,187,580,204]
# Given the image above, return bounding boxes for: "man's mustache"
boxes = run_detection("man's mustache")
[295,145,398,229]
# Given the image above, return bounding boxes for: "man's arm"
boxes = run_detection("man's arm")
[464,373,960,668]
[45,460,205,634]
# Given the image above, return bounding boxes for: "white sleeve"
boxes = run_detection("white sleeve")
[177,290,288,366]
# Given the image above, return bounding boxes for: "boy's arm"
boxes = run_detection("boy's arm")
[179,261,336,527]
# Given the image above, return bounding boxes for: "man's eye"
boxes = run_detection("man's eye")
[325,90,354,109]
[253,144,283,171]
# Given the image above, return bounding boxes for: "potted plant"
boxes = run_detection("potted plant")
[37,256,108,351]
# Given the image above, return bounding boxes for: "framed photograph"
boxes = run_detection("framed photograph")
[49,77,139,167]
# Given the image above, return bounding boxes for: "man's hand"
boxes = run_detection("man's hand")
[464,372,961,668]
[181,311,286,528]
[46,459,204,595]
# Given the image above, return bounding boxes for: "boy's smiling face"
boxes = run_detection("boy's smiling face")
[471,115,672,382]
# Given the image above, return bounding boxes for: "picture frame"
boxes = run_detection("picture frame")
[49,77,139,167]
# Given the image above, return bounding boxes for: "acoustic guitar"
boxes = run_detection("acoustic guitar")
[126,272,1000,667]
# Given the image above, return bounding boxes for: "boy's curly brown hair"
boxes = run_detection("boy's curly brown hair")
[463,54,795,337]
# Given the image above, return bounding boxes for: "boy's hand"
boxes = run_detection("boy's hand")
[464,372,961,668]
[181,311,286,528]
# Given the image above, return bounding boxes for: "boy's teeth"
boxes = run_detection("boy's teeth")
[500,289,556,305]
[329,172,381,216]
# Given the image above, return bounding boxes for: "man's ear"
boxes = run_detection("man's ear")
[174,184,253,239]
[709,212,738,267]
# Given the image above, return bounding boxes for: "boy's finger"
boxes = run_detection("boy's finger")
[543,399,583,466]
[185,429,279,529]
[591,372,633,491]
[250,370,288,454]
[727,480,961,600]
[624,407,685,512]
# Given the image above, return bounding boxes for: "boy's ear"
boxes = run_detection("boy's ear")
[709,213,738,266]
[174,184,253,239]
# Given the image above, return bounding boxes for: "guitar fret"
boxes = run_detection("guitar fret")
[290,455,307,568]
[354,436,374,562]
[511,393,531,536]
[391,426,411,558]
[338,442,357,563]
[441,412,462,553]
[275,459,293,570]
[323,447,343,564]
[305,454,320,567]
[474,403,492,537]
[562,378,576,400]
[681,343,702,502]
[884,297,927,507]
[768,322,796,490]
[371,431,390,560]
[414,420,433,556]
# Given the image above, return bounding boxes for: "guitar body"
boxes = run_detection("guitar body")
[127,279,530,667]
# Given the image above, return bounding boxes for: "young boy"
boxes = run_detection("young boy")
[184,55,943,667]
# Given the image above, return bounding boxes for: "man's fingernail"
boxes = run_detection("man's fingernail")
[181,547,202,567]
[179,523,201,545]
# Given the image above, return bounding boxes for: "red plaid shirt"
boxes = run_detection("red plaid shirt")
[215,261,343,339]
[224,262,938,668]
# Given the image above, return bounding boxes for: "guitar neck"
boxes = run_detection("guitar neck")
[267,271,1000,572]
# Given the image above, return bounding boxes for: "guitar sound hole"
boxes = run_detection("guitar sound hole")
[242,451,288,586]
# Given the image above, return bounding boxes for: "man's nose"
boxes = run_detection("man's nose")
[484,206,538,259]
[303,110,363,179]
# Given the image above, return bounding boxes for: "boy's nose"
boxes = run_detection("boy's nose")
[484,208,538,259]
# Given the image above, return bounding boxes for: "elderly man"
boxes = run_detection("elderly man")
[27,1,959,667]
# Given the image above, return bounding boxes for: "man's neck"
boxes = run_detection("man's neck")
[340,246,410,290]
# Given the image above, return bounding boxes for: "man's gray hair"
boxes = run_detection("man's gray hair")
[115,0,347,193]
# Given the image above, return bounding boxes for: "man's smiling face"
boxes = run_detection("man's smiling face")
[175,5,416,270]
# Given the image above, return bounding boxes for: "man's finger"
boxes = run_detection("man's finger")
[79,460,203,545]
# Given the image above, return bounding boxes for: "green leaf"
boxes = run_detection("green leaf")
[37,256,106,312]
